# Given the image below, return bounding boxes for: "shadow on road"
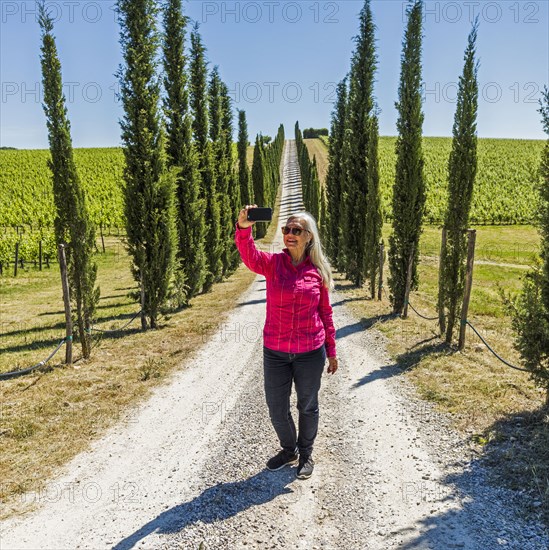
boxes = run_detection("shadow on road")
[350,335,450,388]
[335,313,399,343]
[112,468,298,550]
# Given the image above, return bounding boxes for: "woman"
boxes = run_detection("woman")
[235,204,338,480]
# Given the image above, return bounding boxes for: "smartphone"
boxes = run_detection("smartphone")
[247,207,272,222]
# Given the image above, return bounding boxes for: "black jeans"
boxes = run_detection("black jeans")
[263,344,326,458]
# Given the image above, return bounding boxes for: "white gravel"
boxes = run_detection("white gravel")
[1,141,548,550]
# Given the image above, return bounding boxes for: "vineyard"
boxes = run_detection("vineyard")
[310,136,545,224]
[0,148,125,269]
[0,138,544,273]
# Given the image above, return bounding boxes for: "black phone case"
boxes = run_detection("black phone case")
[247,207,272,222]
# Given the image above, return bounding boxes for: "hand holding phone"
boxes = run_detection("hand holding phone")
[237,204,258,229]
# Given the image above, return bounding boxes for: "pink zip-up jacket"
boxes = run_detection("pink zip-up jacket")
[235,224,336,358]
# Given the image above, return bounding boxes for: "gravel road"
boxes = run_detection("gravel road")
[1,141,548,550]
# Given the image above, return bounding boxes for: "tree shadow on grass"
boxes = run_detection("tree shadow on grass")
[38,297,134,316]
[112,468,298,550]
[395,340,452,373]
[0,336,66,355]
[0,321,66,339]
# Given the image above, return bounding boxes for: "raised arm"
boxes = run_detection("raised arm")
[234,205,274,277]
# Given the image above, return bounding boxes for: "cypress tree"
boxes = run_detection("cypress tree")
[117,0,178,329]
[508,87,549,408]
[263,135,275,209]
[539,88,549,314]
[238,110,253,205]
[190,25,222,290]
[251,134,267,239]
[208,66,231,276]
[319,178,328,244]
[162,0,207,305]
[389,0,425,313]
[220,82,241,272]
[310,156,321,222]
[438,20,479,343]
[39,2,99,358]
[325,78,348,266]
[344,0,377,287]
[364,113,382,298]
[295,122,310,207]
[508,87,549,411]
[209,72,238,276]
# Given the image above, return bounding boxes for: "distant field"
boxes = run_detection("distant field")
[305,136,544,225]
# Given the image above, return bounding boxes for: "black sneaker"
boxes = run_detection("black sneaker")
[266,450,299,471]
[296,455,314,479]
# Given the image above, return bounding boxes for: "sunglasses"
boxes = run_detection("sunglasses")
[281,226,309,236]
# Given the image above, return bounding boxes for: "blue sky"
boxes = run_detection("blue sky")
[1,0,548,149]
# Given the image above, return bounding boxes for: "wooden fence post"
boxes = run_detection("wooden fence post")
[100,223,106,254]
[140,271,147,330]
[58,244,73,365]
[378,240,384,301]
[14,242,19,277]
[438,227,447,336]
[402,244,415,319]
[458,229,477,350]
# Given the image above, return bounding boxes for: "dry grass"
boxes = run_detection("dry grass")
[0,174,284,519]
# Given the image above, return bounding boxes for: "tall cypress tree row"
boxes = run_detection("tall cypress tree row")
[261,135,274,211]
[295,121,322,223]
[238,110,253,205]
[325,78,348,267]
[344,0,378,287]
[438,20,479,343]
[190,24,222,290]
[248,125,284,241]
[162,0,207,305]
[251,133,267,239]
[117,0,178,329]
[388,0,425,313]
[39,2,99,358]
[364,114,382,297]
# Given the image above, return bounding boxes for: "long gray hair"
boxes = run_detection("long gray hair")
[287,211,334,290]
